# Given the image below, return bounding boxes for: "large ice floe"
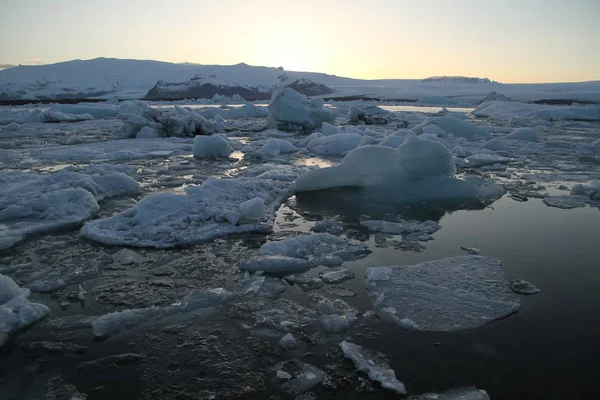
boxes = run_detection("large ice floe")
[365,256,520,331]
[0,169,140,250]
[474,100,600,121]
[81,173,297,248]
[0,274,50,346]
[240,233,369,274]
[267,87,335,131]
[340,340,406,394]
[295,136,505,205]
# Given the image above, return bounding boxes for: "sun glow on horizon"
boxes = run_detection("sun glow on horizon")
[1,0,599,83]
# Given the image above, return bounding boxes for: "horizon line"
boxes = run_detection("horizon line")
[1,56,599,85]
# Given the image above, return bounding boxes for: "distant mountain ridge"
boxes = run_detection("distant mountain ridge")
[1,57,599,103]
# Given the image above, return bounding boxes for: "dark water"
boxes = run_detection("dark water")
[2,193,599,399]
[286,193,600,399]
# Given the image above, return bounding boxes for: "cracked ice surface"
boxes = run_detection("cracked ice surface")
[0,169,140,250]
[366,256,520,331]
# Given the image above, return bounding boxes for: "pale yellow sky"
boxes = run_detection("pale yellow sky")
[1,0,599,83]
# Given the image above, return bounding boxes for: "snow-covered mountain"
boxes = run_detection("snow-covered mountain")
[0,58,599,103]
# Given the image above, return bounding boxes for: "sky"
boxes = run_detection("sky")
[1,0,599,83]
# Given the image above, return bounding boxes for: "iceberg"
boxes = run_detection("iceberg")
[193,134,232,158]
[295,136,505,205]
[267,88,335,132]
[365,256,520,331]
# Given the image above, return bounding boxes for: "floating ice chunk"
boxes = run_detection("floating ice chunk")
[271,359,325,396]
[408,387,491,400]
[284,274,324,291]
[239,164,311,182]
[43,111,94,123]
[5,121,20,131]
[413,116,491,140]
[296,138,504,205]
[297,136,455,191]
[312,216,345,235]
[193,134,232,158]
[340,340,406,394]
[136,126,161,138]
[543,195,587,209]
[257,233,369,266]
[307,133,362,155]
[240,255,313,274]
[510,279,540,295]
[48,104,119,119]
[419,133,451,148]
[240,233,368,274]
[379,133,407,148]
[506,127,539,142]
[229,298,317,333]
[0,169,140,249]
[482,138,505,151]
[262,138,297,154]
[0,189,98,251]
[65,136,91,145]
[366,256,520,331]
[453,145,467,157]
[422,124,447,137]
[361,135,379,146]
[310,294,358,333]
[279,333,299,350]
[460,246,482,255]
[348,105,367,122]
[319,267,355,284]
[465,153,511,167]
[92,288,232,338]
[321,122,340,136]
[268,88,335,131]
[82,177,294,248]
[239,272,287,298]
[360,219,439,235]
[570,181,600,199]
[0,275,49,340]
[277,370,292,380]
[239,197,266,219]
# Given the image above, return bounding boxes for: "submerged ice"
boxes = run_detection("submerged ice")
[240,233,369,274]
[366,256,520,331]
